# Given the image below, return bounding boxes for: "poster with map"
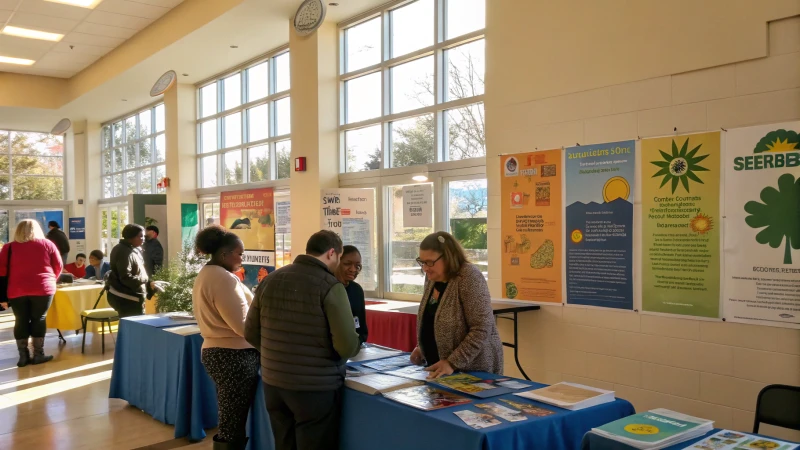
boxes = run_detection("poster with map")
[565,141,635,310]
[500,150,562,303]
[724,122,800,329]
[641,132,720,318]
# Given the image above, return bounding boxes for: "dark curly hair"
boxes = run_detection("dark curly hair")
[195,225,242,257]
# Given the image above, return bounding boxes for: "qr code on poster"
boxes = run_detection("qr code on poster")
[541,164,556,177]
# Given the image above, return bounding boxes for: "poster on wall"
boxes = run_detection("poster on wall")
[402,184,432,228]
[220,188,276,291]
[499,150,563,303]
[321,189,376,291]
[641,131,720,318]
[565,141,635,310]
[180,204,199,248]
[724,122,799,328]
[68,218,86,240]
[276,200,291,235]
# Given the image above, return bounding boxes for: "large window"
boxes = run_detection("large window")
[196,49,292,188]
[340,0,486,173]
[101,104,166,198]
[99,203,129,256]
[0,130,64,200]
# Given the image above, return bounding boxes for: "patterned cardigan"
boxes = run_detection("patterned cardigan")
[415,263,503,374]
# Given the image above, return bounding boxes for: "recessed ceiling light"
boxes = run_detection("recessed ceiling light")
[412,175,428,182]
[329,2,339,5]
[182,73,189,76]
[44,0,101,8]
[2,25,64,42]
[230,45,238,49]
[0,55,35,66]
[121,99,128,102]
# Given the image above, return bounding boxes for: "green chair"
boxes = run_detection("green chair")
[80,287,119,354]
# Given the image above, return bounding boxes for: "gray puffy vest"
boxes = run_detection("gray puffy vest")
[256,255,343,391]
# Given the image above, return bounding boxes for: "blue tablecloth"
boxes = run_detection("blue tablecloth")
[341,361,635,450]
[580,428,800,450]
[108,316,273,449]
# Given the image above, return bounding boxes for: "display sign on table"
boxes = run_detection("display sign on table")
[565,141,635,310]
[500,150,563,302]
[402,184,432,228]
[641,132,721,318]
[321,189,376,290]
[723,122,799,329]
[221,188,276,290]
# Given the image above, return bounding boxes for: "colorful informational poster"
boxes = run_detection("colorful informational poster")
[220,188,275,290]
[565,141,635,310]
[500,150,563,302]
[68,217,86,240]
[180,204,198,247]
[641,132,721,318]
[321,189,376,291]
[724,122,800,329]
[403,184,433,228]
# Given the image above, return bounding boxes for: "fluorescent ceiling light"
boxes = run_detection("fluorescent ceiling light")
[0,55,35,66]
[2,26,64,42]
[412,175,429,182]
[44,0,101,8]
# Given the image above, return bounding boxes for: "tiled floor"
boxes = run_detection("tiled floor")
[0,311,214,449]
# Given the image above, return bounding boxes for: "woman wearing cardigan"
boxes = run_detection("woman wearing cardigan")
[410,231,503,378]
[193,226,259,450]
[0,219,63,367]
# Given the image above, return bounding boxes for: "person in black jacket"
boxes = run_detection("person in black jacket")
[335,245,368,345]
[107,224,149,318]
[46,221,70,265]
[142,225,164,278]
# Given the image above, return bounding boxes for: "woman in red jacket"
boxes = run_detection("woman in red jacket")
[0,219,63,367]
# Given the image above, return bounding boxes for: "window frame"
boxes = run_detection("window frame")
[194,46,292,193]
[0,129,66,201]
[338,0,486,175]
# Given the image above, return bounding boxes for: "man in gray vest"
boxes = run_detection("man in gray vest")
[245,230,359,450]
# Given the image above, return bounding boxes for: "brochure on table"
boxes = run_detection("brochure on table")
[430,373,514,398]
[515,382,615,410]
[383,385,471,411]
[344,374,423,395]
[347,345,402,363]
[592,408,714,450]
[683,429,798,450]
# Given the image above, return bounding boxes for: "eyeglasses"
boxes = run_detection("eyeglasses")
[415,255,443,268]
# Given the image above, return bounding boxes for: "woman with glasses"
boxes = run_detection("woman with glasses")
[410,231,502,378]
[335,245,368,345]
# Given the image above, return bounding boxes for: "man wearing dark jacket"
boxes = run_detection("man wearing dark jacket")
[107,224,149,318]
[142,225,164,278]
[245,230,360,450]
[47,221,70,264]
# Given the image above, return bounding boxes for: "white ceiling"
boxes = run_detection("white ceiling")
[0,0,183,78]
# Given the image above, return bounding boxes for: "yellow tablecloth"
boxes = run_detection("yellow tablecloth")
[47,284,111,331]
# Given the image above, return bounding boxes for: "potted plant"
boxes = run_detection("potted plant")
[152,242,208,313]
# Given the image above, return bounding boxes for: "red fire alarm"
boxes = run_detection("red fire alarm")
[157,177,170,189]
[295,157,306,172]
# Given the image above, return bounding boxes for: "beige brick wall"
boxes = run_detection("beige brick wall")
[486,11,800,441]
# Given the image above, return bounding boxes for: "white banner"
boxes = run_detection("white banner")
[402,184,432,228]
[321,189,376,290]
[724,121,800,329]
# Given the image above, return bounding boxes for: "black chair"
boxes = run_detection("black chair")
[80,286,119,354]
[753,384,800,433]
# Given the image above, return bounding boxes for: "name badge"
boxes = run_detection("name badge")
[353,316,360,329]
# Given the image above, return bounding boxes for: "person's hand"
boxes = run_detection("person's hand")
[425,359,454,379]
[0,302,7,310]
[410,347,424,365]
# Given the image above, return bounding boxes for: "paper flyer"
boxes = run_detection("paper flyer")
[498,399,555,417]
[453,410,501,429]
[723,122,800,329]
[321,188,376,291]
[475,402,526,422]
[641,132,721,317]
[684,429,799,450]
[565,141,635,309]
[500,150,563,302]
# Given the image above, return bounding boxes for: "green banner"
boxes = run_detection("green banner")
[641,132,721,318]
[181,203,199,247]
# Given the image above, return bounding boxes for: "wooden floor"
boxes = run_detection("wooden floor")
[0,311,215,450]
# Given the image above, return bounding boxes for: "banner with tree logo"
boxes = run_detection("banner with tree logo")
[724,122,799,329]
[641,132,721,318]
[500,150,562,303]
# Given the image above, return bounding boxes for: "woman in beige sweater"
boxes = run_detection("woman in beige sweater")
[192,226,258,450]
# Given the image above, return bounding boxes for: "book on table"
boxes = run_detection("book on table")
[345,364,379,377]
[383,385,472,411]
[429,373,513,398]
[347,345,402,363]
[592,408,714,449]
[515,382,615,410]
[361,355,414,371]
[682,429,799,450]
[344,374,423,395]
[383,365,430,381]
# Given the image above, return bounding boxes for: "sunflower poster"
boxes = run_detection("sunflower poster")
[565,141,635,310]
[500,150,562,303]
[220,187,276,291]
[723,122,799,329]
[641,132,720,318]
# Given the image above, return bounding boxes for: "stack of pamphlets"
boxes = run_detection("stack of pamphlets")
[362,355,414,371]
[167,312,196,322]
[344,374,423,395]
[163,324,201,335]
[430,373,513,398]
[683,430,798,450]
[383,365,430,381]
[592,409,714,449]
[347,345,402,363]
[383,385,471,411]
[515,382,615,410]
